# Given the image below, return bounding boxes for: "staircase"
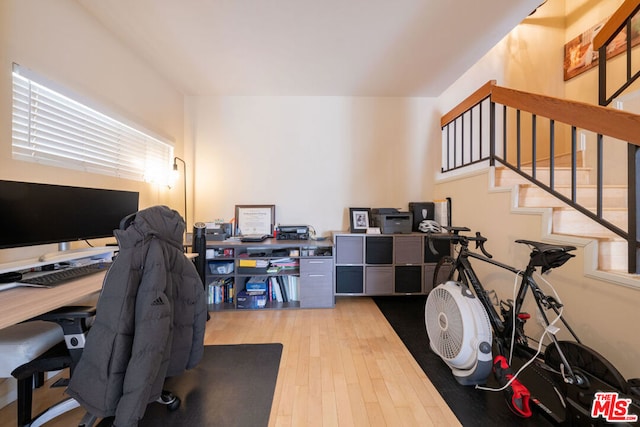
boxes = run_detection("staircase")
[440,78,640,277]
[493,164,629,272]
[439,1,640,280]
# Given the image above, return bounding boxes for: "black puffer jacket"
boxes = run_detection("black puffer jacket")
[67,205,207,427]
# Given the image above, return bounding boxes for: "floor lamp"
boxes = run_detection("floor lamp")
[173,156,187,230]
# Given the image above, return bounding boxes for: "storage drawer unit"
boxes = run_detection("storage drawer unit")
[424,238,451,263]
[394,235,422,264]
[425,262,453,293]
[395,266,422,293]
[365,266,393,294]
[300,258,334,308]
[334,232,450,296]
[365,236,393,264]
[336,265,364,294]
[335,235,364,264]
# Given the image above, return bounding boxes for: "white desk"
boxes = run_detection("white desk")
[0,271,105,330]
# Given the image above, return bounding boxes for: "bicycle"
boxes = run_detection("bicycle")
[425,226,640,425]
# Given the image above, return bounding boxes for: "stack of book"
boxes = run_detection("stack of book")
[245,276,269,293]
[207,277,234,304]
[237,258,269,274]
[267,257,299,274]
[267,276,299,302]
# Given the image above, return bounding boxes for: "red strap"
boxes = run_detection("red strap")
[493,355,533,418]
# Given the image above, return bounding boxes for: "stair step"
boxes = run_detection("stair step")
[496,167,592,187]
[599,239,628,271]
[523,150,586,168]
[494,165,630,273]
[552,208,626,238]
[518,184,627,208]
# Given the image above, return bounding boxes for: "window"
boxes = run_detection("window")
[11,64,173,183]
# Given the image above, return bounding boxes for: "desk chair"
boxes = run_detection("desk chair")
[6,205,205,426]
[7,305,180,427]
[6,306,94,427]
[0,320,64,405]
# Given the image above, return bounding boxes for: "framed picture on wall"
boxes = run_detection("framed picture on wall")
[235,204,275,236]
[349,208,371,233]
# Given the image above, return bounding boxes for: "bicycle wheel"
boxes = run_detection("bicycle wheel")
[433,256,466,288]
[544,341,628,393]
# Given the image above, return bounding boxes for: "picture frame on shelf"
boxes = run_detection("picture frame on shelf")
[349,207,371,233]
[235,204,275,236]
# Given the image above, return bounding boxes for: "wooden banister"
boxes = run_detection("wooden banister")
[441,80,496,127]
[441,79,640,274]
[442,81,640,147]
[491,86,640,147]
[593,0,640,50]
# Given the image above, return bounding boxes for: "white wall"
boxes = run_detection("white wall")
[439,0,566,113]
[187,96,439,236]
[0,0,185,263]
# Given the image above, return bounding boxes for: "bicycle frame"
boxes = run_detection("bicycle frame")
[445,240,583,385]
[430,230,640,424]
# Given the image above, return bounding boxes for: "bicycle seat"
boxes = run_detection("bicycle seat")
[515,240,576,272]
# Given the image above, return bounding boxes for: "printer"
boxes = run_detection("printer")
[371,208,413,234]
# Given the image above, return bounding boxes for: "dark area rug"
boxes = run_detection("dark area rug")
[373,295,555,427]
[139,343,283,427]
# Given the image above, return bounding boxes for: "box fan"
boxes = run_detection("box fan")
[425,281,493,385]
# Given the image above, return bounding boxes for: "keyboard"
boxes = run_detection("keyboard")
[19,262,112,287]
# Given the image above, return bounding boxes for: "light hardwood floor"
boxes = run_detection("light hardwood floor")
[0,297,460,426]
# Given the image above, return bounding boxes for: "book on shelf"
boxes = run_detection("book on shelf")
[207,277,234,304]
[268,275,299,303]
[238,259,269,268]
[288,276,299,301]
[269,257,299,268]
[277,276,288,302]
[270,277,282,302]
[238,259,256,267]
[266,265,282,274]
[245,276,269,292]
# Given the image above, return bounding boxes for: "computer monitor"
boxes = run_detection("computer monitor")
[0,180,139,250]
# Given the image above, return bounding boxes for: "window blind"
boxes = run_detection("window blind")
[11,65,173,183]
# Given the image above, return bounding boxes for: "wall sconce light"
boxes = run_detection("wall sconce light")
[173,156,187,228]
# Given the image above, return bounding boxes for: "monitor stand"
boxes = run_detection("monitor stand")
[38,242,115,263]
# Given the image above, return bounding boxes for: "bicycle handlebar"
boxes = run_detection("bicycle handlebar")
[425,226,493,258]
[473,231,493,259]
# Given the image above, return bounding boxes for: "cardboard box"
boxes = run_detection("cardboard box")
[236,290,267,309]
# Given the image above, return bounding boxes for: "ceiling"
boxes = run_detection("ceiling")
[76,0,543,97]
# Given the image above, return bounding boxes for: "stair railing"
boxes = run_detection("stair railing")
[594,0,640,273]
[593,0,640,107]
[441,81,640,273]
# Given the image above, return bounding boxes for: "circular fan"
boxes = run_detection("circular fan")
[425,281,493,385]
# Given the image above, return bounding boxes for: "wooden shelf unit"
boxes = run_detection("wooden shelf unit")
[204,239,334,311]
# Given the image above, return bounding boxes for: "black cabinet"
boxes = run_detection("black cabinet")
[365,236,393,264]
[424,238,451,263]
[336,266,363,294]
[395,266,422,293]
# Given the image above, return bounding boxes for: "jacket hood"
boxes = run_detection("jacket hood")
[115,205,185,249]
